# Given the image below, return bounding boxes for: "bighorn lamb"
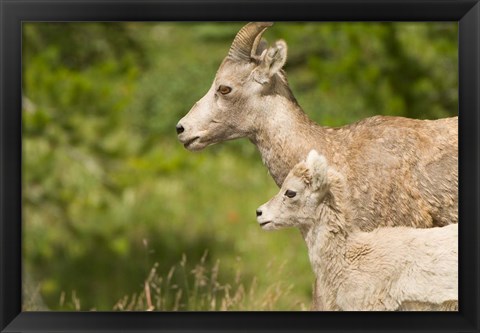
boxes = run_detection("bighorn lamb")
[176,22,458,230]
[256,150,458,311]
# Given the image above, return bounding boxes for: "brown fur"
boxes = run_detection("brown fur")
[178,22,458,231]
[253,111,457,231]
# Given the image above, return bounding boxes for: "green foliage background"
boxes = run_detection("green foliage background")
[22,22,458,311]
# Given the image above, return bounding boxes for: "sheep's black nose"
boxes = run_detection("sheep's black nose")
[176,123,185,134]
[256,209,262,217]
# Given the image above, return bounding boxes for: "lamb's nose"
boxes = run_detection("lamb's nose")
[256,209,262,217]
[176,123,185,134]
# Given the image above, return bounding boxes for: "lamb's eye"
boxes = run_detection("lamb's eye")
[218,85,232,95]
[285,190,297,198]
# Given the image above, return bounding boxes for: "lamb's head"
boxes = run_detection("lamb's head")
[256,150,331,230]
[176,22,291,151]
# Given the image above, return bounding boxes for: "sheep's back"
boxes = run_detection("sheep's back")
[339,224,458,309]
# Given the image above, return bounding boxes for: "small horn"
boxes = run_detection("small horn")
[228,22,273,62]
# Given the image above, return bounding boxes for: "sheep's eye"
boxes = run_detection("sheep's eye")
[218,85,232,95]
[285,190,297,198]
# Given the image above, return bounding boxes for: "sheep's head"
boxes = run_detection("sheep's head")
[256,150,332,230]
[176,22,291,151]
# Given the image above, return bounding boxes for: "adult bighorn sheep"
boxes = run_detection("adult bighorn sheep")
[176,22,458,231]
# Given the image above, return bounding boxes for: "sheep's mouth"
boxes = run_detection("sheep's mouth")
[259,221,272,227]
[183,136,200,149]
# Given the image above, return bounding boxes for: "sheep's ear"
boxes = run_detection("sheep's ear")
[305,150,329,190]
[253,40,288,84]
[254,39,268,57]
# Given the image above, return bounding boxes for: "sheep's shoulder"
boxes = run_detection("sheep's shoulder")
[345,229,407,273]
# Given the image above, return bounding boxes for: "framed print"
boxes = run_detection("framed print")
[1,0,479,332]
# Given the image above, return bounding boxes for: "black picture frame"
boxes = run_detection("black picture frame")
[1,0,479,332]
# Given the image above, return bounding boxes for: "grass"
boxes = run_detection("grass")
[24,138,315,311]
[24,252,309,311]
[113,252,307,311]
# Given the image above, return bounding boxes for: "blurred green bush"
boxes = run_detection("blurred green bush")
[22,22,457,311]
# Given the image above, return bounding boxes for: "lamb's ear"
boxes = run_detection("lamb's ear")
[253,40,288,84]
[305,150,329,190]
